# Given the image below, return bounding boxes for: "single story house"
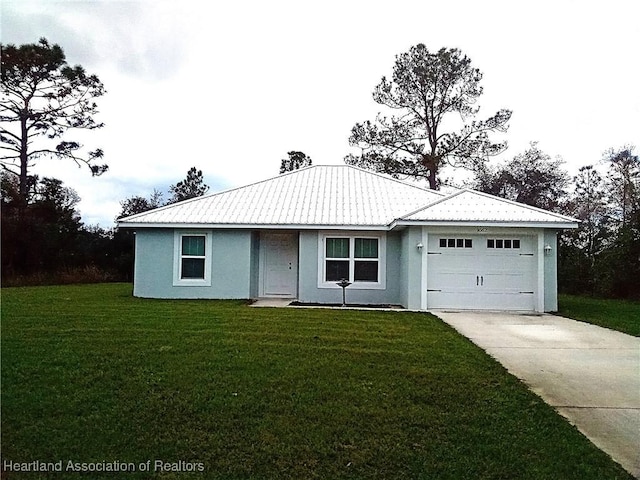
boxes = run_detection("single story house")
[117,165,579,312]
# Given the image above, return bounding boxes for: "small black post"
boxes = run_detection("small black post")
[336,278,352,307]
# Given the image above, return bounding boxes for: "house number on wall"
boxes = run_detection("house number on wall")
[476,227,488,233]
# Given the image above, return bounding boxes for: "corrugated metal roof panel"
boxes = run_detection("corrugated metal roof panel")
[401,189,578,223]
[118,165,443,226]
[118,168,579,228]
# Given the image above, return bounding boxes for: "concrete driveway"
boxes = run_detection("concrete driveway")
[434,311,640,478]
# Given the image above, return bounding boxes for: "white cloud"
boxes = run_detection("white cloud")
[2,0,639,226]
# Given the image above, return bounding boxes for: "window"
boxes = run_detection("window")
[181,236,206,279]
[487,238,521,249]
[439,238,473,248]
[325,238,350,281]
[319,233,385,289]
[354,238,378,282]
[173,231,212,286]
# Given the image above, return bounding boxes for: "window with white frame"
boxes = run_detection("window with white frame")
[487,238,521,249]
[439,238,473,248]
[319,233,385,289]
[173,231,212,286]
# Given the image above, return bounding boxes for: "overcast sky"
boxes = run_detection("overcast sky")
[2,0,639,226]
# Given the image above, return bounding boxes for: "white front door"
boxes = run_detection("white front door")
[261,232,298,297]
[426,235,537,311]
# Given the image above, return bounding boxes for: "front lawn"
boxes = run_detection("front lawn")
[1,284,633,479]
[558,294,640,337]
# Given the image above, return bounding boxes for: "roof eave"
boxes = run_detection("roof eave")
[391,220,580,229]
[116,222,391,231]
[118,219,580,230]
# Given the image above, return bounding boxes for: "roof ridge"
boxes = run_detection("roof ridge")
[119,165,442,222]
[208,164,441,202]
[458,188,579,222]
[334,164,441,194]
[118,165,319,222]
[117,189,216,222]
[398,189,465,219]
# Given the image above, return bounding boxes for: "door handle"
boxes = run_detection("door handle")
[481,276,484,286]
[476,275,479,286]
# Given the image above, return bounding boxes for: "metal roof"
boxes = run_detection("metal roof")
[397,189,578,227]
[117,166,579,229]
[118,165,443,228]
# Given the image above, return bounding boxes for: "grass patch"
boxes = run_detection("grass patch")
[558,294,640,337]
[2,284,633,479]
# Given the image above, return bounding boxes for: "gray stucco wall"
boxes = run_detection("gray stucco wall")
[133,229,253,299]
[132,226,562,311]
[133,228,172,298]
[400,227,424,310]
[544,229,559,312]
[249,231,260,299]
[297,230,403,306]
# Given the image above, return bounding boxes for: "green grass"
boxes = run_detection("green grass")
[558,294,640,337]
[1,284,633,479]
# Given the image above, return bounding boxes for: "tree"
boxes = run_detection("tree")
[36,176,81,213]
[168,167,209,203]
[603,145,639,228]
[1,169,21,205]
[557,146,640,299]
[117,190,164,219]
[345,44,511,189]
[560,165,609,294]
[0,38,107,205]
[474,143,569,211]
[569,165,608,252]
[279,151,312,174]
[1,172,84,277]
[601,145,640,297]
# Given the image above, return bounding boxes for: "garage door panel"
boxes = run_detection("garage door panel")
[483,270,533,293]
[427,291,535,311]
[427,291,476,309]
[433,270,478,291]
[474,291,535,310]
[427,235,537,311]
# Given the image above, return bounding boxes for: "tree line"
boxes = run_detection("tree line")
[471,143,639,298]
[0,167,210,285]
[1,38,637,298]
[3,143,637,298]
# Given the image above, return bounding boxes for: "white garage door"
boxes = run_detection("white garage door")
[426,235,536,311]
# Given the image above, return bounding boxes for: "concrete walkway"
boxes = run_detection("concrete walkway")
[249,298,294,308]
[435,311,640,478]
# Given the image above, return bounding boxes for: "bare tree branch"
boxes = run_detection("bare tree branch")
[346,44,511,189]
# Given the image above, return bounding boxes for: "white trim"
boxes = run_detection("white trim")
[317,231,386,290]
[173,231,213,287]
[120,220,579,230]
[391,220,579,229]
[120,223,391,231]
